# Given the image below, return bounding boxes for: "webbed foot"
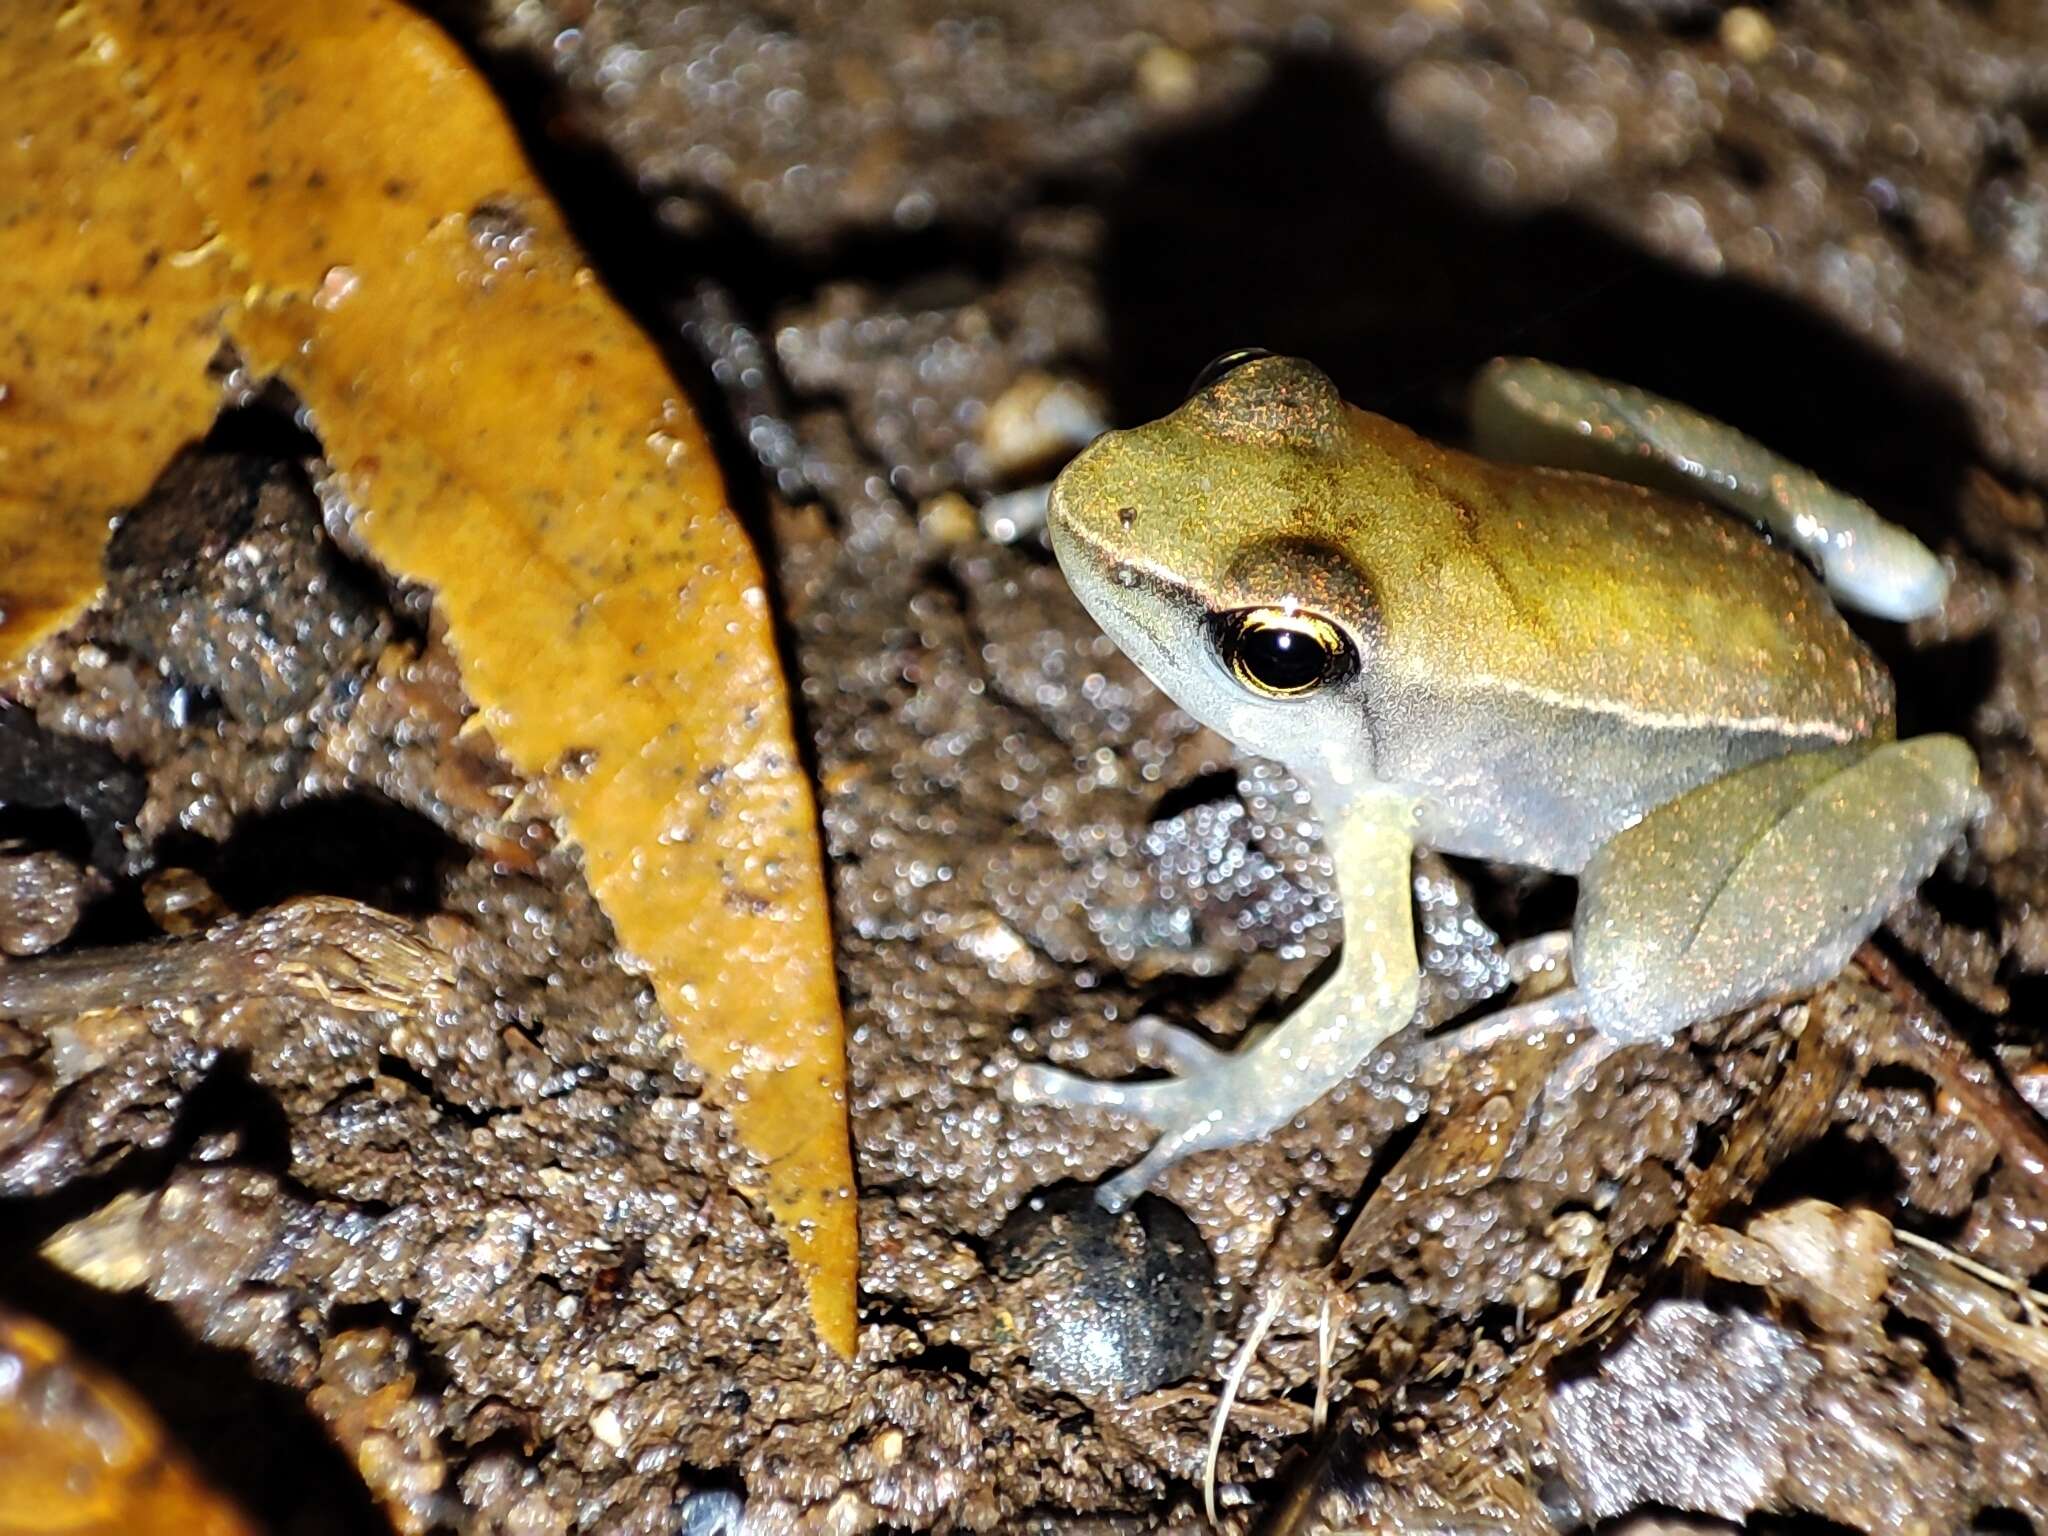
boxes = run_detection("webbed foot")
[1013,789,1425,1210]
[1013,1016,1297,1210]
[1426,984,1620,1105]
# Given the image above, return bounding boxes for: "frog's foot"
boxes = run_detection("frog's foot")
[1013,1017,1297,1211]
[1428,984,1624,1105]
[1017,792,1425,1210]
[1503,929,1572,985]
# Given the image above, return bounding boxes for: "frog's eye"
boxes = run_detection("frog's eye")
[1187,348,1274,397]
[1213,608,1355,699]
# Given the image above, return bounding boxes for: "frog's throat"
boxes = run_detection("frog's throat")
[1050,519,1208,677]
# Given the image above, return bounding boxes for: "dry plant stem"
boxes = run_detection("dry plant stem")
[1851,945,2048,1186]
[1207,1287,1286,1526]
[0,897,458,1029]
[1891,1233,2048,1370]
[0,946,203,1017]
[1269,1008,1857,1533]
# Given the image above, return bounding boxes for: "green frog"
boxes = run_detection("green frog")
[1015,351,1980,1210]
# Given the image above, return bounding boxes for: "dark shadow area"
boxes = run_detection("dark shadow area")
[1094,54,2000,745]
[1993,968,2048,1057]
[1444,855,1577,949]
[1887,1308,1962,1396]
[1145,766,1241,825]
[202,795,462,915]
[1971,1509,2042,1535]
[170,1053,299,1171]
[0,1255,385,1536]
[0,703,145,874]
[197,394,326,461]
[1877,873,2029,1072]
[0,1057,296,1259]
[1747,1122,1907,1216]
[1096,53,1980,542]
[0,1059,382,1535]
[0,803,96,870]
[1890,627,2000,742]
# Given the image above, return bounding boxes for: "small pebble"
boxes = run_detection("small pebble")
[978,372,1106,481]
[918,491,980,547]
[991,1184,1216,1397]
[0,849,86,956]
[1720,6,1776,63]
[1135,45,1199,110]
[142,866,226,936]
[676,1489,745,1536]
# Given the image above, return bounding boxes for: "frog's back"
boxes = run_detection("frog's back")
[1337,410,1895,868]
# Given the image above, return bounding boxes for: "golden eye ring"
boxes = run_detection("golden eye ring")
[1214,608,1354,698]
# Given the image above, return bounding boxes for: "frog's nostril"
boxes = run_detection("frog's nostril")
[1117,506,1138,529]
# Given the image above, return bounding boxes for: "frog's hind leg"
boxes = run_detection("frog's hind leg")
[1469,358,1950,622]
[1504,929,1572,984]
[1570,735,1981,1042]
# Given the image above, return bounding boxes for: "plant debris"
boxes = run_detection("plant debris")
[3,0,855,1355]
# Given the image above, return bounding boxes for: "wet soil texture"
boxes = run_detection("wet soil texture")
[4,0,2048,1531]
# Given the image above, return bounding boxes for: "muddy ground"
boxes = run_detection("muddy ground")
[4,0,2048,1531]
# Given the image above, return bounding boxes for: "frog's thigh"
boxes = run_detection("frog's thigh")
[1573,736,1980,1042]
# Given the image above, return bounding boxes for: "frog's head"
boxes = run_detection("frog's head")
[1047,351,1380,789]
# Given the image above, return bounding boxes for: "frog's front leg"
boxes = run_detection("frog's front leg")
[1014,789,1421,1210]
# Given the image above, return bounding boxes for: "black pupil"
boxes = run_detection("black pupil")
[1238,622,1329,692]
[1188,347,1273,396]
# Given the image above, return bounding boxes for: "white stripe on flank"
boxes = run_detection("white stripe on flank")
[1470,671,1863,744]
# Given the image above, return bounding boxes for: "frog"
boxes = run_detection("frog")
[1013,349,1982,1212]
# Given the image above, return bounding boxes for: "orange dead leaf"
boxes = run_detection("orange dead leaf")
[0,3,229,666]
[4,0,856,1354]
[0,1306,259,1536]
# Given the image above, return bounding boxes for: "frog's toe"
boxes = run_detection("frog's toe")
[1129,1015,1228,1074]
[1011,1062,1182,1120]
[1014,1040,1295,1209]
[1105,1089,1261,1212]
[1010,1018,1227,1117]
[1096,1131,1207,1211]
[1091,1067,1289,1209]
